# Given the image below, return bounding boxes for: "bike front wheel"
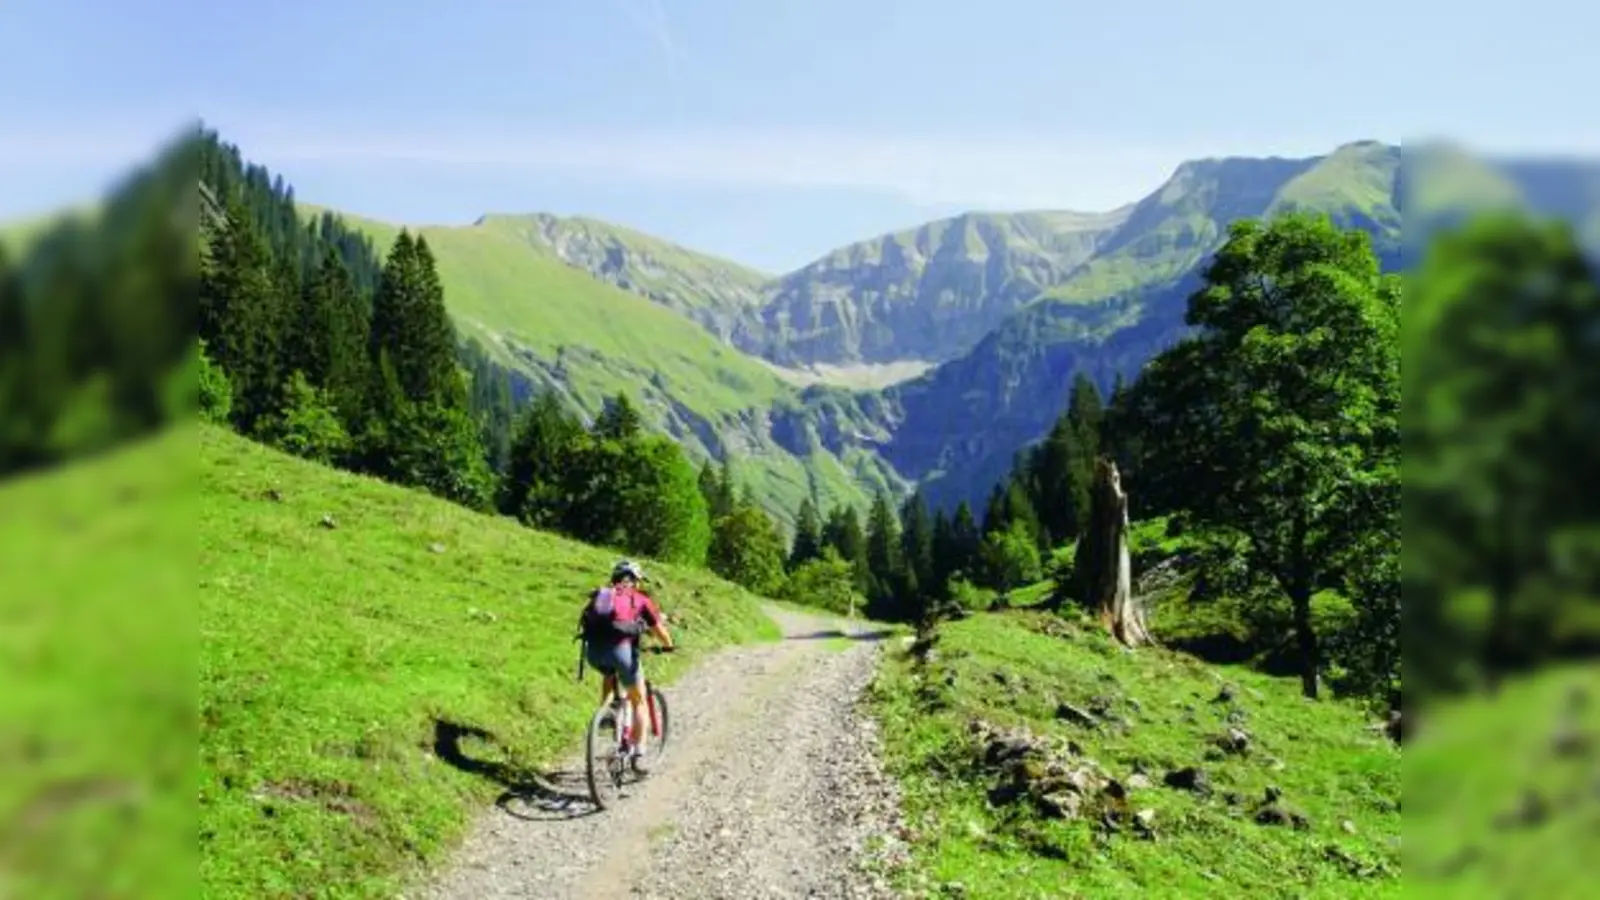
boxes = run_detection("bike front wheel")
[640,686,670,767]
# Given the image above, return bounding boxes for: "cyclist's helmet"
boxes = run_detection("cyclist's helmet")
[611,559,646,584]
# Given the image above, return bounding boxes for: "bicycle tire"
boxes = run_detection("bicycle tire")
[585,703,621,809]
[645,686,670,763]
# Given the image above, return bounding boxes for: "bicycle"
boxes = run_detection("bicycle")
[583,644,674,810]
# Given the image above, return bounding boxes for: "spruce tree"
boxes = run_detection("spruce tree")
[788,496,824,570]
[200,192,287,432]
[822,504,872,596]
[899,490,934,600]
[369,231,462,408]
[594,391,644,441]
[501,390,585,527]
[949,501,982,584]
[864,490,906,618]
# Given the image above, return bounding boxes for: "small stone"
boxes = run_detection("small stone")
[1163,766,1212,796]
[1216,727,1251,755]
[1127,772,1152,790]
[1036,791,1082,819]
[1214,684,1236,704]
[1341,819,1358,834]
[428,542,446,554]
[319,514,337,529]
[1253,804,1310,830]
[1055,702,1099,729]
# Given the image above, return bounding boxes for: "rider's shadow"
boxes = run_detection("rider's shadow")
[432,719,601,822]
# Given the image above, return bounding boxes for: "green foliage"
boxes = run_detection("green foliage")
[496,390,711,564]
[931,501,983,594]
[293,247,371,429]
[980,521,1043,592]
[372,401,496,512]
[777,548,862,617]
[593,391,645,441]
[697,459,738,522]
[821,502,872,596]
[708,503,789,596]
[203,191,291,432]
[198,339,233,424]
[899,491,935,606]
[607,433,712,565]
[945,575,996,613]
[865,490,912,619]
[369,232,465,409]
[1116,212,1399,698]
[787,496,824,570]
[0,133,197,481]
[260,371,351,465]
[1403,213,1600,700]
[500,392,586,528]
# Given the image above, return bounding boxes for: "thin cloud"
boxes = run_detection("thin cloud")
[615,0,687,68]
[207,118,1196,212]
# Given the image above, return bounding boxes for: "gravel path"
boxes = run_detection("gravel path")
[411,605,909,900]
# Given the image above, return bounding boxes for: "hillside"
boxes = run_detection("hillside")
[1,425,193,899]
[865,142,1409,510]
[754,209,1131,367]
[1040,141,1401,306]
[197,423,781,898]
[489,142,1409,512]
[867,608,1401,898]
[295,204,904,525]
[484,212,771,345]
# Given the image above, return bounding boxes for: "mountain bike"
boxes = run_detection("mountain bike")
[584,645,673,810]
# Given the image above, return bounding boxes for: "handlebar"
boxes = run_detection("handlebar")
[642,645,677,655]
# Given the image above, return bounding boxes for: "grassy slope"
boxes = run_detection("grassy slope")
[0,427,193,899]
[299,205,882,526]
[867,609,1400,899]
[1039,142,1399,306]
[1405,665,1600,900]
[302,205,787,416]
[487,213,771,311]
[198,424,780,898]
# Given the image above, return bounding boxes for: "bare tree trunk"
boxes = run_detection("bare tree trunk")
[1081,457,1151,648]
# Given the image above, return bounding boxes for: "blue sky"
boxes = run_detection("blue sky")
[1,0,1594,270]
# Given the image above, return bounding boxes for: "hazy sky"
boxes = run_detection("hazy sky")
[1,0,1593,270]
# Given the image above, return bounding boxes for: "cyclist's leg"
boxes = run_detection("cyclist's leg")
[614,644,647,754]
[583,641,621,705]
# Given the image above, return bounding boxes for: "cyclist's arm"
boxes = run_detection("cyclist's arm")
[643,596,673,649]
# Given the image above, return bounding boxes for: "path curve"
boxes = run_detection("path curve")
[412,605,908,900]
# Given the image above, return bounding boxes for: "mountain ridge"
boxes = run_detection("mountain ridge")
[214,137,1600,523]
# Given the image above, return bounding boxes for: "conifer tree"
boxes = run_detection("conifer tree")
[788,496,824,570]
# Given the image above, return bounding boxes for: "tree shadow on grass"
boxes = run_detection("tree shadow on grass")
[431,719,600,822]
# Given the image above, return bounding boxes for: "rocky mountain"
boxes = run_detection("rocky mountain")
[300,207,904,529]
[489,213,771,345]
[751,209,1131,366]
[281,138,1599,525]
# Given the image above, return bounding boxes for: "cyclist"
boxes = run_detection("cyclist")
[581,559,674,771]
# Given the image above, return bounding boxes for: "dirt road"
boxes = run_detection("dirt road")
[413,605,908,900]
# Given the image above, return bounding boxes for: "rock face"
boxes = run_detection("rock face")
[506,212,771,345]
[491,144,1600,522]
[755,210,1129,366]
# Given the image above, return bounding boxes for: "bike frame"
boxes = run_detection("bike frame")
[601,676,663,745]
